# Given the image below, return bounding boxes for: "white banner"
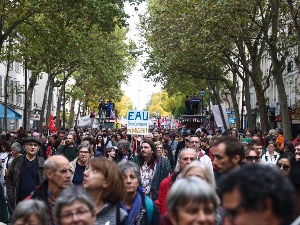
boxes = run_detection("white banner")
[77,115,99,128]
[212,104,229,128]
[127,111,149,135]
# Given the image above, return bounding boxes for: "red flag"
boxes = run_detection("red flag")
[157,117,161,128]
[49,114,57,132]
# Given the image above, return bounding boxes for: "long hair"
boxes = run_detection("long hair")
[139,139,157,169]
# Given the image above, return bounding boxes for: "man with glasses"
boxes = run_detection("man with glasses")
[70,143,91,185]
[6,137,45,209]
[155,148,197,214]
[189,135,213,175]
[221,164,296,225]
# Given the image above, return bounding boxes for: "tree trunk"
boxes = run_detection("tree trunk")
[56,87,64,130]
[244,76,254,131]
[26,69,39,131]
[67,98,76,128]
[269,0,291,140]
[75,100,82,127]
[38,73,51,131]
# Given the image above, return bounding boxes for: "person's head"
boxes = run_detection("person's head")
[276,152,295,177]
[55,186,96,225]
[144,133,153,141]
[116,132,122,140]
[77,143,91,165]
[105,147,116,159]
[140,139,157,161]
[243,147,260,164]
[65,135,74,146]
[44,155,71,191]
[251,134,261,142]
[177,148,197,172]
[220,164,296,225]
[1,140,11,152]
[153,132,159,142]
[294,143,300,160]
[201,137,210,148]
[24,137,41,157]
[58,131,66,140]
[117,139,130,154]
[245,129,252,137]
[181,161,216,189]
[248,140,263,157]
[118,160,141,195]
[83,158,123,204]
[12,199,50,225]
[154,141,164,156]
[267,142,275,152]
[167,176,219,225]
[277,129,283,135]
[189,136,201,151]
[11,142,22,157]
[230,129,238,137]
[212,136,244,173]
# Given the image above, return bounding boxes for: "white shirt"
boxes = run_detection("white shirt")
[197,150,214,176]
[261,151,280,165]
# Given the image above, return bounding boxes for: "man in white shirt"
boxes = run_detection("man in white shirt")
[261,142,280,165]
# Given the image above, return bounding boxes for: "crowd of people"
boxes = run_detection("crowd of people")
[0,125,299,225]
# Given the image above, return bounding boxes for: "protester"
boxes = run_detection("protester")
[221,164,296,225]
[155,148,197,214]
[28,155,71,224]
[70,142,91,185]
[117,139,133,162]
[119,160,161,225]
[132,140,170,201]
[12,199,50,225]
[6,137,45,209]
[276,152,295,177]
[243,146,260,164]
[55,186,96,225]
[57,134,77,162]
[82,158,127,225]
[166,176,219,225]
[261,142,280,165]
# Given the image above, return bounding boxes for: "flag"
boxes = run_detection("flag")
[157,117,161,128]
[49,114,57,132]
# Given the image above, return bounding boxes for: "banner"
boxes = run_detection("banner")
[212,104,229,128]
[127,111,149,135]
[77,115,100,128]
[49,114,57,132]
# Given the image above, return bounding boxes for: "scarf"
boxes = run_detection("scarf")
[121,187,143,225]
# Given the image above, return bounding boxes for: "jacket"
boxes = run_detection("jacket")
[155,172,179,214]
[5,154,45,209]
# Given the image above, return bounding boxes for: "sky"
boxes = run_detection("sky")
[121,2,161,110]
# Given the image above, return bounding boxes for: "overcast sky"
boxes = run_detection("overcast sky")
[122,2,161,110]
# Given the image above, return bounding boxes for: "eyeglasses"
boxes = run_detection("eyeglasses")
[245,156,260,162]
[60,209,91,221]
[277,163,290,171]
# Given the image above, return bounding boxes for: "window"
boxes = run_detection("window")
[15,61,20,73]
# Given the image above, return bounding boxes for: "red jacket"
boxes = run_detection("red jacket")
[155,172,179,214]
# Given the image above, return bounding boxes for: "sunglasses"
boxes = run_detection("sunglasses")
[245,156,260,162]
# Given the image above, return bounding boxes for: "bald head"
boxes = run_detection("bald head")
[45,155,69,173]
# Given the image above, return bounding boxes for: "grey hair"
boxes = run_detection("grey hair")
[117,139,130,150]
[145,133,153,139]
[78,142,91,153]
[54,186,95,218]
[174,148,197,172]
[167,176,219,220]
[181,161,216,189]
[12,199,50,225]
[44,158,57,173]
[118,160,141,185]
